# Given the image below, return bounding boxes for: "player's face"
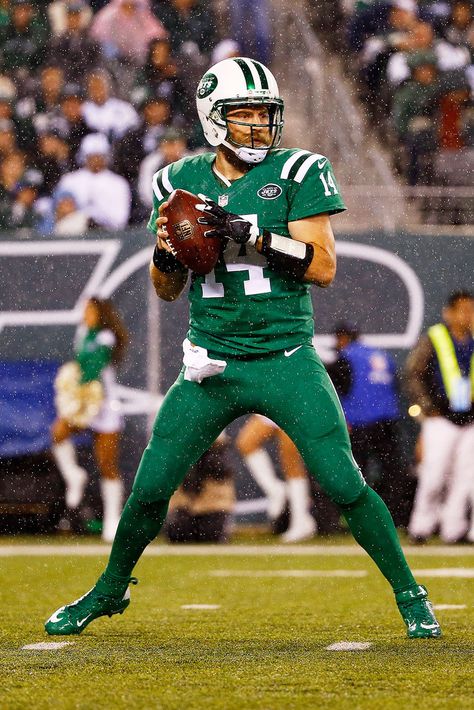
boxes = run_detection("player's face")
[448,298,474,333]
[225,105,272,149]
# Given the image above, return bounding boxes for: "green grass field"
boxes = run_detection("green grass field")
[1,536,474,710]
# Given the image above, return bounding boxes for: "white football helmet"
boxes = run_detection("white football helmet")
[196,57,284,164]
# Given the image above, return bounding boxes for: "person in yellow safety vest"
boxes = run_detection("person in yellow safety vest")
[405,290,474,543]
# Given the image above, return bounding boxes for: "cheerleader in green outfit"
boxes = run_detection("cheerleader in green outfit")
[51,297,128,542]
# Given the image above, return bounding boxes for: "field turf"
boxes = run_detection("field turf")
[1,536,473,710]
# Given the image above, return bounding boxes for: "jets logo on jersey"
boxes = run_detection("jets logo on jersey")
[257,184,282,200]
[174,219,194,242]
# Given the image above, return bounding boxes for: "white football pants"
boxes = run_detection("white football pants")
[409,417,474,542]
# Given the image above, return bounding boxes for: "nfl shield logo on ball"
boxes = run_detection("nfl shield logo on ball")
[257,184,282,199]
[174,219,194,242]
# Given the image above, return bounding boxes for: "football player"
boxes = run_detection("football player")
[45,57,441,639]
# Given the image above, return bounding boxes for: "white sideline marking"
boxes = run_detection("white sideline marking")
[22,642,74,651]
[413,568,474,578]
[326,642,372,651]
[210,570,367,578]
[181,604,221,610]
[2,544,474,557]
[433,604,467,610]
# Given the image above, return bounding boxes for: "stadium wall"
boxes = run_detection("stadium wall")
[0,228,472,492]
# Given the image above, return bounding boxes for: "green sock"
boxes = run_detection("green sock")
[341,486,416,592]
[97,493,169,596]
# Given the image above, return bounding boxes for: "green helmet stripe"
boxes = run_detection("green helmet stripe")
[251,60,269,90]
[234,58,255,90]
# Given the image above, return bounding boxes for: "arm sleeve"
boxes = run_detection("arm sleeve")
[287,155,346,222]
[147,161,180,234]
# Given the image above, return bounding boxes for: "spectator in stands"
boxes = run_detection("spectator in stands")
[29,64,66,136]
[47,0,102,83]
[56,132,131,229]
[34,127,71,194]
[53,190,90,235]
[387,19,471,86]
[164,436,235,544]
[90,0,166,66]
[0,0,49,85]
[445,1,474,49]
[0,119,19,161]
[153,0,217,58]
[348,0,419,103]
[392,50,441,183]
[1,86,36,158]
[114,95,171,185]
[47,0,93,36]
[132,37,188,121]
[138,126,188,209]
[405,290,474,543]
[82,69,139,141]
[0,150,28,228]
[327,322,410,526]
[57,84,91,163]
[229,0,272,65]
[8,167,43,232]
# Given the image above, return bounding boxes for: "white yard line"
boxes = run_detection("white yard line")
[433,604,467,610]
[1,544,474,557]
[326,642,373,651]
[210,570,368,578]
[22,642,74,651]
[181,604,221,610]
[413,568,474,578]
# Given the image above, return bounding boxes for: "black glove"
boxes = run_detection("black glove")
[196,194,259,245]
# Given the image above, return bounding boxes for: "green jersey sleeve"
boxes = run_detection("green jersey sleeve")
[286,153,346,222]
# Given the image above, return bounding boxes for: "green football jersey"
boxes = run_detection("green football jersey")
[148,149,345,356]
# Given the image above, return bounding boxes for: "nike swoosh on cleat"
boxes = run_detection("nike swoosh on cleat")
[76,614,92,627]
[420,623,439,630]
[317,159,328,169]
[284,346,303,357]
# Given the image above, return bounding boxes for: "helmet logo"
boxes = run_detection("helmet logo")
[197,73,218,99]
[257,184,282,200]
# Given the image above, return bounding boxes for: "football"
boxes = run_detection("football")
[163,189,221,275]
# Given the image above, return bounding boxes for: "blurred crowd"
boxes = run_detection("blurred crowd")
[343,0,474,187]
[0,0,256,235]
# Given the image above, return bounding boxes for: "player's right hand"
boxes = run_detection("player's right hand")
[155,202,173,252]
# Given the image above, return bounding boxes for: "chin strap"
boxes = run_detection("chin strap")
[222,139,268,164]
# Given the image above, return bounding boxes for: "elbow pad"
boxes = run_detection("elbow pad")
[261,230,314,281]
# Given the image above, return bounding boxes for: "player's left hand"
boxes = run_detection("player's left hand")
[196,194,259,245]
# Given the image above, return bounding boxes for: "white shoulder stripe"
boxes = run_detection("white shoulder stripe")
[294,154,326,183]
[162,165,174,194]
[152,172,164,201]
[280,150,310,179]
